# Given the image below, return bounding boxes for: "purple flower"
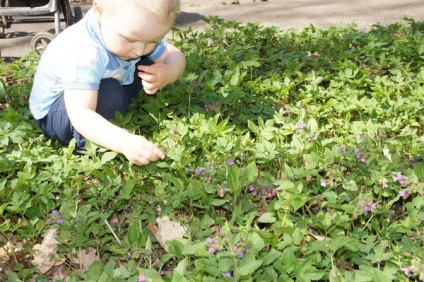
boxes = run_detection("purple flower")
[394,172,405,185]
[238,251,245,259]
[338,146,346,153]
[195,167,206,175]
[370,203,377,211]
[261,188,267,195]
[185,167,192,173]
[204,104,212,112]
[399,188,409,199]
[223,271,232,278]
[401,267,411,276]
[227,159,235,166]
[363,206,371,214]
[295,120,307,130]
[51,210,59,216]
[354,148,361,158]
[249,184,255,191]
[320,179,327,187]
[208,247,216,254]
[252,190,258,196]
[47,218,53,224]
[360,157,366,163]
[204,102,221,113]
[357,134,363,141]
[232,246,238,252]
[382,182,389,189]
[285,108,291,114]
[138,274,146,282]
[206,237,214,245]
[56,218,64,224]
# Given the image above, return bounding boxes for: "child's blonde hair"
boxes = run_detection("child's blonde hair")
[99,0,180,24]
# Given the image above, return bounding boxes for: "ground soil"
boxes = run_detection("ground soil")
[1,0,423,59]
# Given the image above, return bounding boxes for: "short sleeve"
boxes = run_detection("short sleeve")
[59,47,106,90]
[146,39,168,61]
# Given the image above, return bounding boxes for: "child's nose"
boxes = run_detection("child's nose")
[134,43,146,56]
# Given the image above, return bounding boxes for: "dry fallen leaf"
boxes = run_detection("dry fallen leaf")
[31,229,65,274]
[70,247,100,271]
[152,216,186,252]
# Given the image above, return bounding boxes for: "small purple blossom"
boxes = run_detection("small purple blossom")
[338,146,346,153]
[252,190,258,196]
[232,246,238,252]
[360,157,366,163]
[320,179,327,187]
[399,188,409,199]
[363,206,371,214]
[401,267,411,276]
[138,274,146,282]
[294,120,307,130]
[195,167,206,175]
[249,184,255,191]
[227,159,235,166]
[204,102,221,113]
[357,134,363,141]
[47,218,53,224]
[370,203,377,211]
[56,218,64,224]
[206,238,214,245]
[285,108,291,114]
[51,210,59,216]
[354,148,361,158]
[382,182,389,189]
[394,172,405,186]
[223,271,232,278]
[208,247,216,254]
[238,251,245,259]
[261,188,267,195]
[185,167,192,173]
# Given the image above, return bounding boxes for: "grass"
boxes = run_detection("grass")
[1,16,424,281]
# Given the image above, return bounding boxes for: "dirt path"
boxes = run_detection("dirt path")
[177,0,423,30]
[1,0,424,59]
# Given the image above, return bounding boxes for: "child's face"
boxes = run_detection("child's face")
[95,3,172,61]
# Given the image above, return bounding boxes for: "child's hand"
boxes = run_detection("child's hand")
[137,63,176,94]
[121,133,165,166]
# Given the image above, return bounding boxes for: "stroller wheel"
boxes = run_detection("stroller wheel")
[31,32,56,55]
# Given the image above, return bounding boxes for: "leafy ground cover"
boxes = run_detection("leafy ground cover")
[1,16,424,281]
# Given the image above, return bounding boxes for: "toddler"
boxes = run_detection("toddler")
[29,0,186,166]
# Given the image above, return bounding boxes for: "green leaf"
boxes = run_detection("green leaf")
[413,161,424,181]
[241,161,259,185]
[258,212,276,223]
[237,254,262,277]
[227,164,241,192]
[101,152,118,164]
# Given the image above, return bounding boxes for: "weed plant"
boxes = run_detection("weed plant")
[1,17,424,281]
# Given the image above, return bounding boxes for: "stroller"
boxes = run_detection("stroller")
[0,0,82,54]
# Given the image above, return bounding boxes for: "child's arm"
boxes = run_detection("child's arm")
[64,89,165,165]
[137,43,186,94]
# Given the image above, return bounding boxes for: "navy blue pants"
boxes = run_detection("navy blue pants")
[34,57,153,154]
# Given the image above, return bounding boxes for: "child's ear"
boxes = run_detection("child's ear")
[92,0,104,20]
